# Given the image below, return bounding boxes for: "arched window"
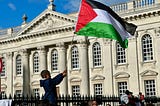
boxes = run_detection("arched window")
[51,49,58,71]
[16,55,22,75]
[1,57,6,77]
[71,46,79,69]
[33,52,39,73]
[116,43,126,64]
[142,34,153,62]
[93,42,101,67]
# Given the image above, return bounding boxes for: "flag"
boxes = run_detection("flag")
[75,0,137,48]
[0,58,3,73]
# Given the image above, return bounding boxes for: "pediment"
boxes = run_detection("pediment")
[31,80,39,85]
[91,75,105,81]
[16,9,76,36]
[114,72,130,79]
[1,84,7,89]
[70,77,81,82]
[140,70,158,77]
[14,82,22,87]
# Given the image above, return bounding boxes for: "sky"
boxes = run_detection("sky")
[0,0,129,29]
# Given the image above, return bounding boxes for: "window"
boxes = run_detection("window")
[144,80,156,97]
[142,34,153,62]
[16,55,22,75]
[33,88,40,98]
[72,85,80,96]
[116,43,126,64]
[93,42,101,67]
[51,50,58,71]
[71,46,79,69]
[1,57,5,77]
[15,90,22,98]
[118,82,128,96]
[1,91,6,99]
[33,52,39,73]
[94,83,102,96]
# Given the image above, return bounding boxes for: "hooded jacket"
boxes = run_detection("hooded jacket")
[40,73,64,105]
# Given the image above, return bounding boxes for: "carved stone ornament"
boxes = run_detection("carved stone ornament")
[30,16,71,33]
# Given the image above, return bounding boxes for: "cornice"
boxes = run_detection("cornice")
[123,10,160,21]
[0,25,75,45]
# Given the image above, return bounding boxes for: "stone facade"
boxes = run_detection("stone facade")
[0,0,160,97]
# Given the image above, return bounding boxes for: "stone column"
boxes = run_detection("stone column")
[22,49,30,96]
[57,43,67,95]
[38,46,47,71]
[6,52,13,96]
[78,39,89,95]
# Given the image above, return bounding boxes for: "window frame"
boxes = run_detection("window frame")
[116,43,126,64]
[51,49,58,71]
[144,80,156,97]
[16,55,22,75]
[72,85,80,96]
[33,52,39,73]
[92,42,102,67]
[71,46,79,70]
[94,83,103,96]
[142,34,153,62]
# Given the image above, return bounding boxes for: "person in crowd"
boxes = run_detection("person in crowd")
[40,69,67,106]
[127,91,136,106]
[88,100,98,106]
[138,92,145,106]
[120,90,129,106]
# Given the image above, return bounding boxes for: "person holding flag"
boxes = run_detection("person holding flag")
[75,0,137,48]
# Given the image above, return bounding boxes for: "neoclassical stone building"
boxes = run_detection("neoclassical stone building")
[1,0,160,98]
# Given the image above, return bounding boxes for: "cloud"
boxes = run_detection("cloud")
[8,3,16,10]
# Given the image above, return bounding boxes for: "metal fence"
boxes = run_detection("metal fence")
[0,94,160,106]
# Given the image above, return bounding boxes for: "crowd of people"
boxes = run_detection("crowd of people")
[120,90,145,106]
[39,69,146,106]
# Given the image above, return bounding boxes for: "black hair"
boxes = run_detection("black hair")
[40,70,51,78]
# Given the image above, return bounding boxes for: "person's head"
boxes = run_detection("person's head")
[125,90,130,95]
[88,100,98,106]
[40,70,51,79]
[139,92,142,95]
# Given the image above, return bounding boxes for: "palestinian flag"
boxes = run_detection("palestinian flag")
[75,0,137,48]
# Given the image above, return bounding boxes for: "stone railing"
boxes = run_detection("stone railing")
[110,0,157,12]
[0,26,22,36]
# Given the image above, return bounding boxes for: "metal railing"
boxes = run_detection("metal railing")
[0,94,160,106]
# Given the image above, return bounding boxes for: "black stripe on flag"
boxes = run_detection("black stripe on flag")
[86,0,137,35]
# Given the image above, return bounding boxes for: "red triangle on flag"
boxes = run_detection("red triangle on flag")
[75,0,97,32]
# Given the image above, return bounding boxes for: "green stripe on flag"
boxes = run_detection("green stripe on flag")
[76,22,128,48]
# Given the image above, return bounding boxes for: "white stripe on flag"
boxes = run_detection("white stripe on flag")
[91,9,132,41]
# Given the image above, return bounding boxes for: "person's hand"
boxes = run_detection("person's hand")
[62,70,67,77]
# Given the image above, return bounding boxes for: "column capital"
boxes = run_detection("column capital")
[77,39,87,44]
[20,49,28,53]
[6,52,12,58]
[37,46,47,54]
[56,42,65,47]
[37,46,45,51]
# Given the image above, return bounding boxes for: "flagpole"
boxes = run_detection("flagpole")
[135,32,140,92]
[110,40,114,95]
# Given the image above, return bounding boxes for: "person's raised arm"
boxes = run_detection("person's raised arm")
[52,70,67,85]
